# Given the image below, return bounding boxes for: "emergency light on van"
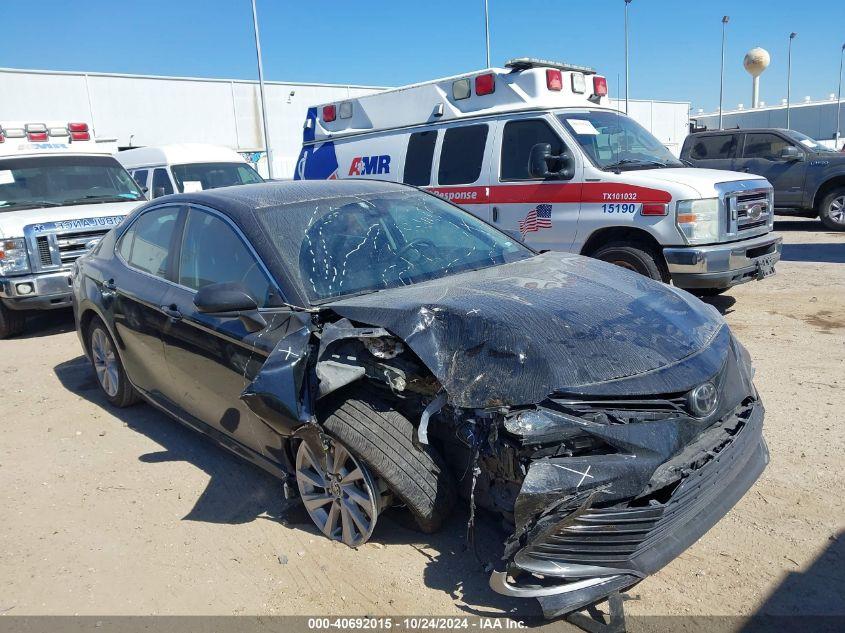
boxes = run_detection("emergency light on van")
[322,105,337,122]
[571,73,586,94]
[475,74,495,96]
[592,76,608,98]
[68,122,90,141]
[25,123,48,142]
[546,69,562,91]
[452,79,471,100]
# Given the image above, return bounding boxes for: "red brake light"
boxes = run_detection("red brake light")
[27,132,48,141]
[475,73,495,96]
[0,133,4,144]
[322,105,336,122]
[546,69,562,91]
[592,75,608,97]
[68,122,88,132]
[642,203,668,216]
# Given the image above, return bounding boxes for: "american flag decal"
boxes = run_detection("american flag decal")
[518,204,553,236]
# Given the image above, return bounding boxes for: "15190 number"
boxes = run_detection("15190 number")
[601,203,640,214]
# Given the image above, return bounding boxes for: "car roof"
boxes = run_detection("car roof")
[116,143,248,168]
[688,128,790,136]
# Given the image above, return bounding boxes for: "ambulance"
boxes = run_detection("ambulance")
[295,59,782,295]
[0,121,146,337]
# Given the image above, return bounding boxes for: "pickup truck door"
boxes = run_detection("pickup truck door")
[685,133,739,171]
[735,132,808,209]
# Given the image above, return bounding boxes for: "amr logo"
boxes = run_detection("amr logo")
[349,155,391,176]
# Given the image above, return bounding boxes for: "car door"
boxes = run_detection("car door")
[110,204,183,395]
[685,133,739,171]
[736,132,808,208]
[158,205,291,458]
[491,116,582,250]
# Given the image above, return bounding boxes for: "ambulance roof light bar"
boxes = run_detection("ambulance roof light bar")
[505,57,596,75]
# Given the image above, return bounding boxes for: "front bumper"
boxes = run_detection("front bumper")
[490,399,768,618]
[0,271,74,310]
[663,233,783,289]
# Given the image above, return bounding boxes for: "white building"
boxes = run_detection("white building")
[1,67,690,176]
[0,67,384,178]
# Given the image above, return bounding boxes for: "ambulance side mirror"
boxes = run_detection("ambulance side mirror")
[528,143,574,180]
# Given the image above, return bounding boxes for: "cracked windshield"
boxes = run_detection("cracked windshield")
[259,191,533,303]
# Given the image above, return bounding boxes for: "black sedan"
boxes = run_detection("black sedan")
[72,180,768,619]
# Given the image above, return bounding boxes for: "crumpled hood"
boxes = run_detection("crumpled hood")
[327,252,727,408]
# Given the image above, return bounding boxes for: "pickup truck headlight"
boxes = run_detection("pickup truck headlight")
[0,238,31,275]
[676,198,721,245]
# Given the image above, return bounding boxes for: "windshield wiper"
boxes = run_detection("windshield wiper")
[61,195,142,206]
[0,200,64,210]
[603,158,671,172]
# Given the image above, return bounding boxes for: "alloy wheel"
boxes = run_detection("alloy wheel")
[829,195,845,225]
[91,328,119,398]
[295,437,380,547]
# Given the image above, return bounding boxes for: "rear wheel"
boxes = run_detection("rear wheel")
[0,302,26,339]
[592,241,668,282]
[87,319,140,407]
[818,188,845,231]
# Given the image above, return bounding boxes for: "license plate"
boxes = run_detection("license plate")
[755,254,777,279]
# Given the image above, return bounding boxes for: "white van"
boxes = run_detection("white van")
[295,59,782,295]
[0,120,145,337]
[117,143,263,199]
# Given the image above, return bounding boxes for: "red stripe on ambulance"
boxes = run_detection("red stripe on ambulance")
[426,183,672,205]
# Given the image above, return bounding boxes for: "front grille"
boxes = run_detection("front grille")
[516,401,761,572]
[727,190,771,234]
[55,229,109,265]
[36,236,52,266]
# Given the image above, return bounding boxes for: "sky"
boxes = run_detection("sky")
[1,0,843,113]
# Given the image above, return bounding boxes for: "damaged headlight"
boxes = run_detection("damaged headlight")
[504,409,602,453]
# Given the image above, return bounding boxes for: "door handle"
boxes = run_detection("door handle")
[492,206,500,222]
[161,304,182,320]
[743,167,750,172]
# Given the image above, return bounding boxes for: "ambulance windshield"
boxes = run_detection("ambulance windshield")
[558,110,683,171]
[258,190,533,303]
[0,155,144,212]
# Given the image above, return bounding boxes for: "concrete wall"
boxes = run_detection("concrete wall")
[0,68,384,178]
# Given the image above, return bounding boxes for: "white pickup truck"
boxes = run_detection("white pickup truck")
[0,121,146,337]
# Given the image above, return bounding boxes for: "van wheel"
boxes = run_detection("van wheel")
[0,302,26,339]
[86,319,140,407]
[818,188,845,231]
[592,241,668,282]
[318,389,455,534]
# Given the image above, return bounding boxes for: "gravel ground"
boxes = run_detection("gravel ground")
[0,217,842,623]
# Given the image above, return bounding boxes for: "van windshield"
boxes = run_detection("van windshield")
[257,190,533,303]
[0,155,144,212]
[557,110,683,171]
[171,162,263,193]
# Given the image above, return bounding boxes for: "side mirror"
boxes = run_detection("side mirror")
[528,143,575,180]
[780,146,803,161]
[153,186,166,198]
[194,282,258,314]
[194,282,266,332]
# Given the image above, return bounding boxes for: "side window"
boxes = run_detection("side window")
[118,206,180,278]
[438,124,489,185]
[403,131,437,186]
[132,169,149,189]
[500,119,565,180]
[690,135,737,160]
[743,134,790,161]
[178,209,273,307]
[151,168,173,197]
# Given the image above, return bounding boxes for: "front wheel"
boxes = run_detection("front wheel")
[0,301,26,339]
[592,241,668,282]
[87,319,140,407]
[818,188,845,231]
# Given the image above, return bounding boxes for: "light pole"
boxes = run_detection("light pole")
[251,0,274,179]
[836,43,844,149]
[483,0,491,67]
[624,0,632,114]
[719,15,729,129]
[786,32,797,130]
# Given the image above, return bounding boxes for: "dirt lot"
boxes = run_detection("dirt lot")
[1,217,843,623]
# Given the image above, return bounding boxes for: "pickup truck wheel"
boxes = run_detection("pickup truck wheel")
[592,241,668,282]
[319,389,455,534]
[87,319,140,407]
[818,188,845,231]
[0,302,26,339]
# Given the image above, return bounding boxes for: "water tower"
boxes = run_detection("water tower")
[743,47,770,108]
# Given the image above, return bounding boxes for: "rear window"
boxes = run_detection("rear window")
[171,162,263,193]
[438,125,488,185]
[688,135,738,160]
[403,131,437,186]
